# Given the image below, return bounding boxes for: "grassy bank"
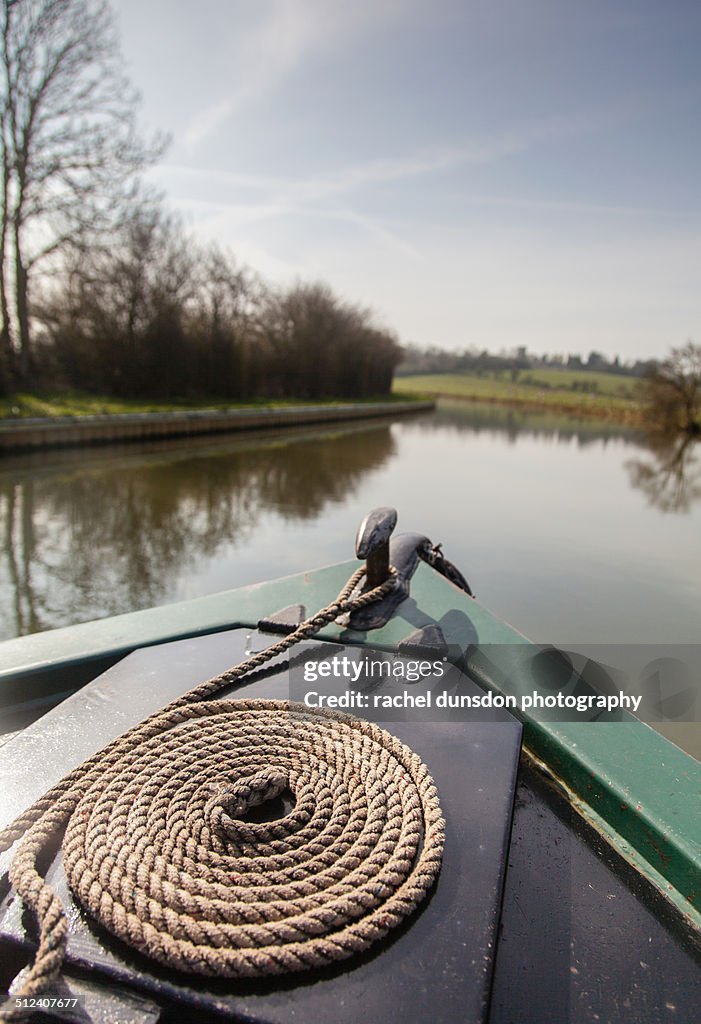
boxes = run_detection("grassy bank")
[393,370,645,425]
[0,392,412,420]
[2,375,645,426]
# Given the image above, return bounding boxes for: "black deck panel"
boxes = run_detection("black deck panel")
[489,763,701,1024]
[0,630,522,1024]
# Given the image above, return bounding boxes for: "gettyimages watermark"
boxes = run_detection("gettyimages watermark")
[289,643,701,725]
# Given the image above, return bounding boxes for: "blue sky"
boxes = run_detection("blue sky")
[112,0,701,359]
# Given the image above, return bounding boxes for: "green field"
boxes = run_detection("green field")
[394,369,644,424]
[0,373,644,425]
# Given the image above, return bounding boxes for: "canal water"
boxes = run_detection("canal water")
[2,400,699,754]
[1,399,699,646]
[1,400,700,755]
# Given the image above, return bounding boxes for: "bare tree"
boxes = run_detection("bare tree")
[0,0,163,388]
[189,245,265,397]
[40,192,193,394]
[641,343,701,436]
[259,282,402,399]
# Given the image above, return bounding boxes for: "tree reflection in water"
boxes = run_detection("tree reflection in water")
[418,398,701,513]
[0,423,396,639]
[626,433,701,514]
[414,399,641,448]
[3,402,700,644]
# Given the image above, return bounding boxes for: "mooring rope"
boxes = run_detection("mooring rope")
[0,567,445,1015]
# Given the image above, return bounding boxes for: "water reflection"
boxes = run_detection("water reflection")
[626,433,701,514]
[421,399,641,448]
[1,402,699,648]
[0,423,396,639]
[424,400,701,512]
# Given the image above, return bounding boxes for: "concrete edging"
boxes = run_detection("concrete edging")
[0,400,434,452]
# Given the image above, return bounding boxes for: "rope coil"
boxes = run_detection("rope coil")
[0,568,445,1013]
[61,700,444,977]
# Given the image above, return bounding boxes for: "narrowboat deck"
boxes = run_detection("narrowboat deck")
[0,512,698,1022]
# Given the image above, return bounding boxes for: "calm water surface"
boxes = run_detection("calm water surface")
[1,401,700,648]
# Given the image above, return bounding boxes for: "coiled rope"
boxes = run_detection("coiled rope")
[0,567,445,1015]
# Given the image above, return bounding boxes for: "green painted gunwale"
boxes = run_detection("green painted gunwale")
[0,558,698,933]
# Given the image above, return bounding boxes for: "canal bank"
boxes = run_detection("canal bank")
[393,374,644,426]
[0,399,433,452]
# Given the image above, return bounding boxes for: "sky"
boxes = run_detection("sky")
[111,0,701,360]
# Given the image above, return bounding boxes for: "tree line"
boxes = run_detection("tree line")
[0,0,401,401]
[397,344,655,379]
[37,201,401,400]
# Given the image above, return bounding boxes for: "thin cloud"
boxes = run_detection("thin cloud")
[162,126,542,211]
[163,191,421,260]
[157,97,679,273]
[182,0,411,147]
[455,192,671,219]
[168,103,640,213]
